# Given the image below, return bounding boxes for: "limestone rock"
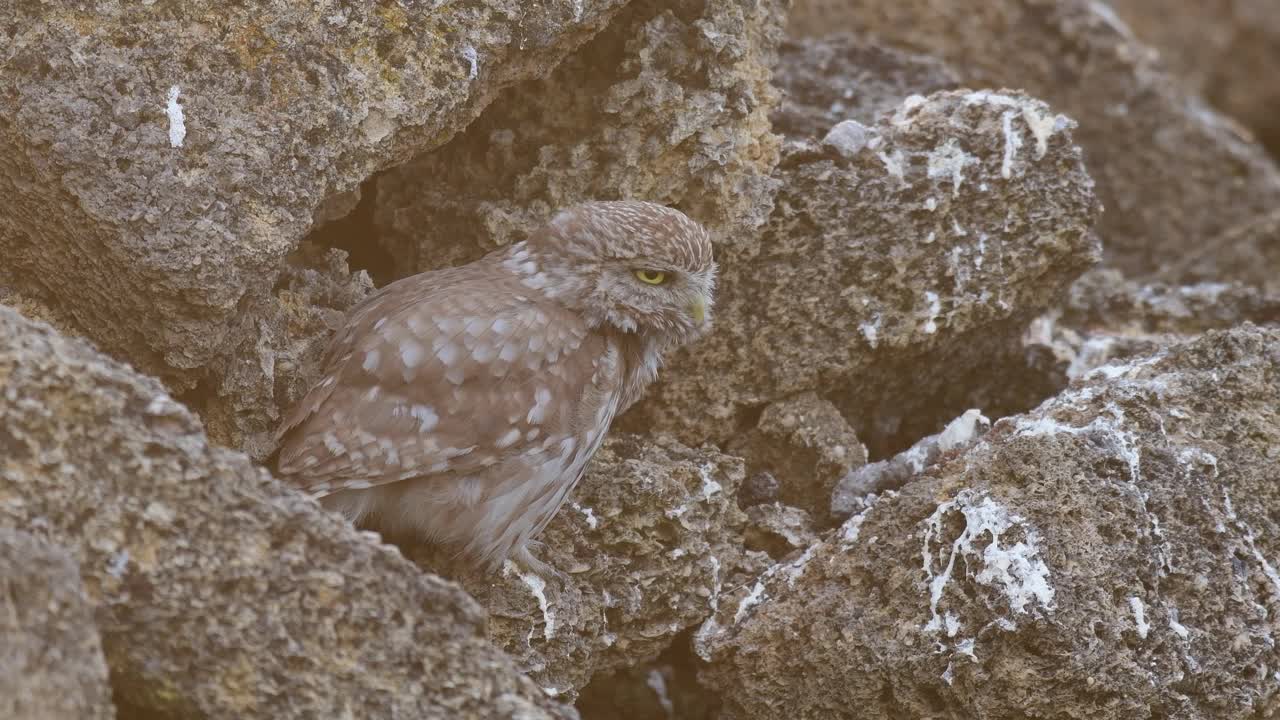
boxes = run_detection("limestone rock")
[373,0,786,274]
[831,408,991,516]
[772,33,961,139]
[624,89,1101,453]
[744,503,821,560]
[1107,0,1280,154]
[1156,208,1280,293]
[726,392,867,518]
[415,436,760,701]
[0,0,631,455]
[0,305,572,719]
[0,529,115,720]
[1026,268,1280,380]
[699,325,1280,719]
[787,0,1280,276]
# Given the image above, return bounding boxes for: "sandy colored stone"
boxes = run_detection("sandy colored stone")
[0,529,115,720]
[787,0,1280,276]
[699,325,1280,719]
[1155,208,1280,293]
[1108,0,1280,154]
[623,89,1101,453]
[373,0,786,274]
[726,392,867,518]
[0,305,572,719]
[0,0,631,457]
[412,435,762,701]
[772,32,961,139]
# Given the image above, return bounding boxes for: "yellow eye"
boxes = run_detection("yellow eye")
[633,269,667,285]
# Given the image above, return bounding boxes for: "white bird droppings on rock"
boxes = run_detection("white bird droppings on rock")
[165,85,186,148]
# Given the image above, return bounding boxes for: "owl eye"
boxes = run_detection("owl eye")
[633,268,667,285]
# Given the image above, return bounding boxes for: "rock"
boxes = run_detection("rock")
[1156,208,1280,293]
[412,436,761,701]
[744,503,820,560]
[698,325,1280,719]
[576,649,714,720]
[0,530,114,720]
[0,305,572,719]
[623,89,1101,454]
[820,119,872,158]
[726,392,867,518]
[738,471,781,508]
[373,0,786,275]
[1026,268,1280,379]
[787,0,1280,276]
[0,0,632,456]
[197,246,375,460]
[773,33,961,139]
[1059,268,1280,337]
[831,408,991,516]
[1107,0,1280,154]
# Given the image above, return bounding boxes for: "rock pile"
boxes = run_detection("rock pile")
[1,0,1277,717]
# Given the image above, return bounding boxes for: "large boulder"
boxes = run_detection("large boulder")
[0,305,572,719]
[373,0,787,276]
[1107,0,1280,155]
[623,89,1101,457]
[0,0,632,456]
[771,32,961,138]
[418,436,761,700]
[0,529,115,720]
[786,0,1280,277]
[698,325,1280,719]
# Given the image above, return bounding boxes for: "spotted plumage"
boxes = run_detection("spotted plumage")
[275,201,716,573]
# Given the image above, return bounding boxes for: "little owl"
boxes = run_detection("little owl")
[275,200,716,574]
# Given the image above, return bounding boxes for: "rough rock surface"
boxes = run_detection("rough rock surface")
[699,325,1280,719]
[771,32,961,139]
[623,89,1101,453]
[1024,268,1280,382]
[410,435,762,701]
[0,0,630,456]
[786,0,1280,276]
[1156,208,1280,293]
[1108,0,1280,155]
[0,529,115,720]
[373,0,786,275]
[831,408,991,515]
[726,392,867,518]
[0,306,572,719]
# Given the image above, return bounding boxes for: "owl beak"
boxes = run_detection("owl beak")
[689,296,708,327]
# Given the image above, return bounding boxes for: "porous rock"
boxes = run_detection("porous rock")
[624,89,1101,453]
[726,392,867,518]
[771,32,961,139]
[831,408,991,515]
[744,502,820,560]
[0,0,631,456]
[1107,0,1280,155]
[414,435,762,701]
[1156,208,1280,293]
[0,305,572,719]
[373,0,786,274]
[1027,268,1280,380]
[699,325,1280,719]
[787,0,1280,276]
[0,529,114,720]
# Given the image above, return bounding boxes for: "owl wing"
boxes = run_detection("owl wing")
[275,261,609,496]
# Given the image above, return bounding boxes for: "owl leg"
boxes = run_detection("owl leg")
[512,540,566,583]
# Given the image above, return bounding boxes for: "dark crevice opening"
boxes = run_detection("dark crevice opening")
[304,175,397,287]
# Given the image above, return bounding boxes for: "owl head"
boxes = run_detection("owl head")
[525,200,717,345]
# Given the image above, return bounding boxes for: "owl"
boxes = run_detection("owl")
[275,201,716,574]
